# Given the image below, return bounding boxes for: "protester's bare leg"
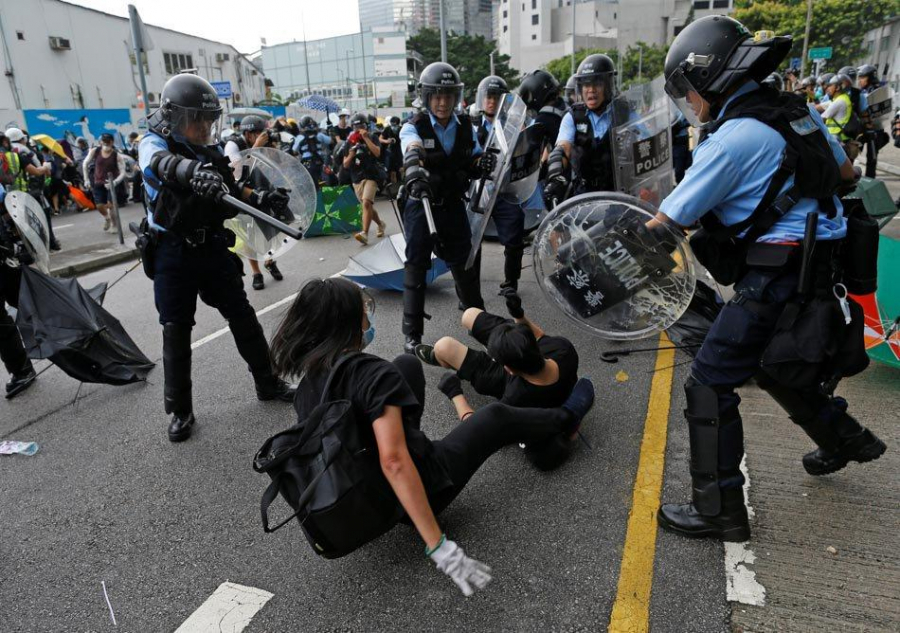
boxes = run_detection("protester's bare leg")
[461,307,484,332]
[433,336,469,370]
[249,259,261,275]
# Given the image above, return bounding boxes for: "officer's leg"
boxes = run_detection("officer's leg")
[153,236,199,441]
[402,198,432,352]
[0,295,36,399]
[438,200,485,311]
[865,138,877,178]
[493,198,526,292]
[756,376,886,476]
[197,244,293,401]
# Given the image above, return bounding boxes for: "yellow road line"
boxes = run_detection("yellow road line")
[608,332,677,633]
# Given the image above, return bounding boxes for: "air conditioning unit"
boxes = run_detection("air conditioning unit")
[215,53,230,63]
[147,92,159,106]
[49,36,71,51]
[233,92,241,104]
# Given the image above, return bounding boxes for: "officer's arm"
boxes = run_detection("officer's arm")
[147,151,203,189]
[554,112,576,162]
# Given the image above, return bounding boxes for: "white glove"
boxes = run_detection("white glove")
[428,536,492,597]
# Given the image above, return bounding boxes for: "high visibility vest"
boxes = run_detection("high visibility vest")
[825,93,853,140]
[2,151,27,191]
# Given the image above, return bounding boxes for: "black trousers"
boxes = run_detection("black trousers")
[391,354,570,514]
[0,264,29,376]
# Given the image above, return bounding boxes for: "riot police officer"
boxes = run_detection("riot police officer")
[563,76,577,108]
[398,62,493,353]
[857,64,887,178]
[138,74,294,443]
[545,54,620,206]
[0,193,36,399]
[655,16,885,542]
[517,69,567,159]
[291,115,331,186]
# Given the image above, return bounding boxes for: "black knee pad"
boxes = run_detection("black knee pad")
[402,265,428,336]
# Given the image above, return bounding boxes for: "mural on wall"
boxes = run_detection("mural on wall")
[22,109,135,148]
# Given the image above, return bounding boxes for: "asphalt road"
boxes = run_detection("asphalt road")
[0,201,729,632]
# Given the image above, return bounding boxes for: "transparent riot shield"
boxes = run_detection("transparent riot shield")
[5,191,51,274]
[465,93,528,269]
[866,85,894,124]
[611,76,675,207]
[500,122,544,204]
[532,192,696,341]
[225,147,316,261]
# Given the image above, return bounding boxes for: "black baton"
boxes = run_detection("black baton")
[219,193,303,241]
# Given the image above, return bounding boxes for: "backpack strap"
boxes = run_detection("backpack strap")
[319,352,360,405]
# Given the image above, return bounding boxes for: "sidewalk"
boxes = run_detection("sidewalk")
[47,202,143,277]
[731,364,900,632]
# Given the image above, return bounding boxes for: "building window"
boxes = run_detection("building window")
[674,25,685,37]
[532,34,537,40]
[503,9,507,17]
[712,0,729,8]
[693,1,710,8]
[503,25,508,32]
[129,51,150,74]
[531,0,536,8]
[164,52,194,75]
[16,31,24,40]
[532,14,539,25]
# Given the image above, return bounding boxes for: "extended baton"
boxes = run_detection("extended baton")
[421,195,438,242]
[219,193,303,241]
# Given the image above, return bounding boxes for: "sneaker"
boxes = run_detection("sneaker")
[376,220,387,238]
[414,344,440,367]
[264,260,283,281]
[355,232,369,245]
[103,217,111,231]
[251,273,265,290]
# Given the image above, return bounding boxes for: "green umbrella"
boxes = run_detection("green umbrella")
[854,235,900,369]
[305,186,362,237]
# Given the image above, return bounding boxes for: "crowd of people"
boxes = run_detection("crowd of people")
[0,13,895,597]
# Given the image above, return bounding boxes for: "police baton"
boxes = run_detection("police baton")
[420,194,438,241]
[218,193,303,241]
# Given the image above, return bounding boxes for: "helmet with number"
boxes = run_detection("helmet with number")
[5,127,25,143]
[239,115,267,134]
[574,54,617,104]
[761,72,784,91]
[148,73,223,146]
[857,64,877,82]
[350,112,368,128]
[516,69,560,112]
[417,62,464,113]
[475,75,508,117]
[664,16,792,127]
[299,115,317,132]
[564,75,577,105]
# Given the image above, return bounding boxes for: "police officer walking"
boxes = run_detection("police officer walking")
[291,115,331,186]
[654,16,886,542]
[545,54,620,206]
[138,74,295,442]
[398,62,493,353]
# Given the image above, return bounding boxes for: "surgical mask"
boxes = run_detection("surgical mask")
[362,318,375,349]
[815,87,824,100]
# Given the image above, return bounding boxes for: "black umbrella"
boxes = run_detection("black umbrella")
[664,279,724,355]
[15,267,155,385]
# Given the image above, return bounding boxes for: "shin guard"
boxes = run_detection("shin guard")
[162,322,193,415]
[402,264,428,337]
[685,381,723,516]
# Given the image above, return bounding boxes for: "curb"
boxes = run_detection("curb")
[50,247,140,278]
[875,160,900,177]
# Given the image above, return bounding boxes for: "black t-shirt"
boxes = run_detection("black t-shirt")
[294,354,452,495]
[349,141,380,184]
[380,126,402,164]
[500,336,579,409]
[334,126,351,141]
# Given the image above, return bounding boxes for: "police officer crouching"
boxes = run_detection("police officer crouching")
[138,74,294,443]
[545,54,621,206]
[654,16,886,542]
[398,62,493,354]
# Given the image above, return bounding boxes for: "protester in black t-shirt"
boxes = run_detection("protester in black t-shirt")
[269,277,594,596]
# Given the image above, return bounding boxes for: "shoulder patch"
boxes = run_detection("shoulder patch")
[423,139,435,149]
[789,115,819,136]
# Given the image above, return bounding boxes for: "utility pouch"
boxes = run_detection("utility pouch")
[130,218,156,280]
[842,208,879,295]
[745,242,796,270]
[689,228,747,286]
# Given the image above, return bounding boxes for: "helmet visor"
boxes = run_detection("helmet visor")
[576,72,615,109]
[476,85,506,118]
[423,85,463,115]
[168,103,224,146]
[664,68,709,128]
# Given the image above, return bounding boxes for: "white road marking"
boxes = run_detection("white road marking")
[53,223,74,230]
[724,457,766,606]
[175,582,273,633]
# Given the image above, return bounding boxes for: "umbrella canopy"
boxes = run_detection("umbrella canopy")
[342,233,449,291]
[851,234,900,369]
[68,185,95,210]
[16,267,155,385]
[296,95,340,113]
[227,107,274,121]
[31,134,67,160]
[306,186,362,237]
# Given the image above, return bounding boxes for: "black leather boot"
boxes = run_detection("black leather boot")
[168,412,195,443]
[657,488,750,542]
[402,264,427,354]
[801,398,886,475]
[5,364,37,400]
[255,375,296,402]
[162,323,194,442]
[1,308,34,399]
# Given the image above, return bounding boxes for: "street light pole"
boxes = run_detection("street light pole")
[801,0,813,77]
[439,0,447,63]
[571,0,577,75]
[345,49,353,109]
[490,51,495,75]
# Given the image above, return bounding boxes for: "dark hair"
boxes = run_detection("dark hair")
[486,322,545,375]
[270,277,364,378]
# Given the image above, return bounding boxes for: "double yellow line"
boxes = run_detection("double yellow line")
[608,333,677,632]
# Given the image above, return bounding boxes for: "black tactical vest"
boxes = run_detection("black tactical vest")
[412,112,474,202]
[570,103,616,191]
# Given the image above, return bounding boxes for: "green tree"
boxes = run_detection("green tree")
[544,42,668,90]
[733,0,900,70]
[408,28,518,102]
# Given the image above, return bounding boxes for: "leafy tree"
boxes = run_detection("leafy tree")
[544,42,668,90]
[733,0,900,71]
[408,28,518,102]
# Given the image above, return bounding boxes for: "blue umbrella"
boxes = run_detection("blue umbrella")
[342,234,449,291]
[296,95,340,113]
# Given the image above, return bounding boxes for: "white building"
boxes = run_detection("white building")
[860,16,899,94]
[497,0,735,74]
[360,0,494,39]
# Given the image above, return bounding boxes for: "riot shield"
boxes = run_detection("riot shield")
[465,93,529,269]
[866,85,894,123]
[500,122,544,204]
[611,76,675,207]
[532,192,696,341]
[225,147,316,260]
[5,191,51,274]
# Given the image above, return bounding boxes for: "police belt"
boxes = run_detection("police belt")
[161,227,234,249]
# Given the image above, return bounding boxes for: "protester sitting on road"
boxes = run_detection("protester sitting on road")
[269,277,595,595]
[414,288,581,469]
[82,133,127,232]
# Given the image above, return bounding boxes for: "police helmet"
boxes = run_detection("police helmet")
[761,72,784,92]
[389,116,400,125]
[417,62,464,114]
[838,65,858,80]
[298,115,317,132]
[830,73,850,88]
[239,115,267,134]
[350,112,368,128]
[476,75,508,116]
[516,69,560,112]
[148,73,223,145]
[5,127,25,143]
[857,64,878,83]
[564,75,577,105]
[574,54,617,104]
[819,72,835,87]
[800,76,815,89]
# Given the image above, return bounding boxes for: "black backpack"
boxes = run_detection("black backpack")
[253,354,403,559]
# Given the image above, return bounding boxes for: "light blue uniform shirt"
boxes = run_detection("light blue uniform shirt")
[555,106,613,145]
[138,132,170,231]
[399,112,482,156]
[660,81,848,243]
[291,132,331,159]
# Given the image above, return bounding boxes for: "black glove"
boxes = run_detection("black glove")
[190,168,224,200]
[404,165,431,199]
[437,373,464,400]
[500,287,525,319]
[543,176,568,208]
[479,149,498,179]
